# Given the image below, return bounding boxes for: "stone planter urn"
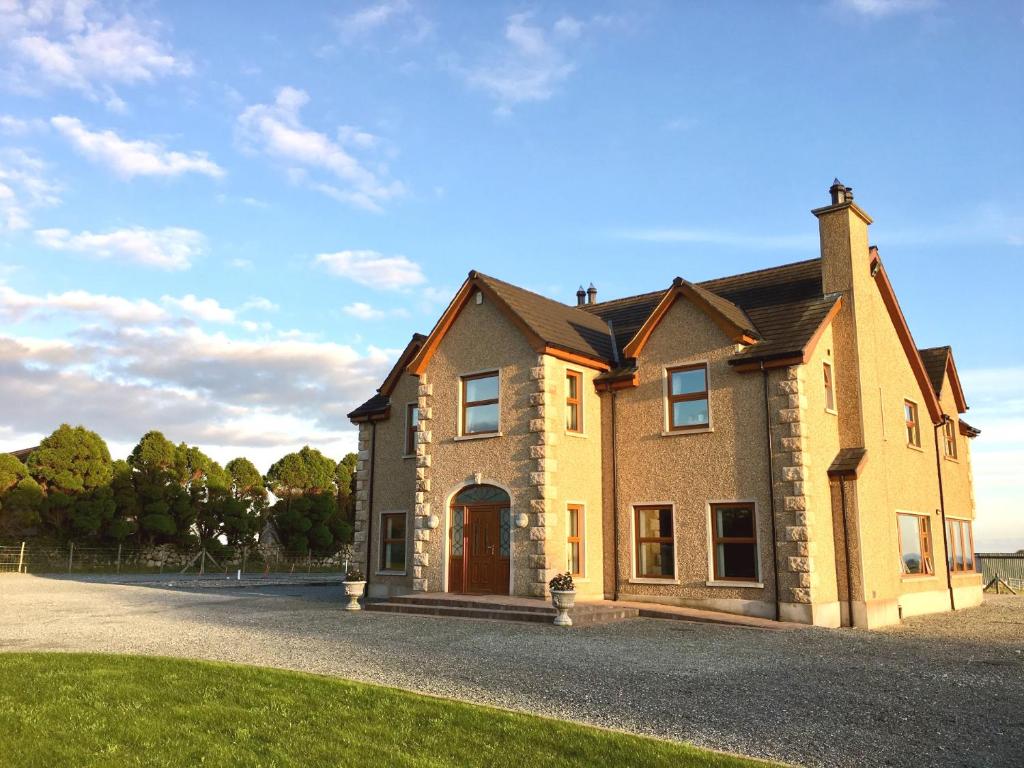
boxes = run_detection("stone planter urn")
[343,572,366,611]
[550,589,576,627]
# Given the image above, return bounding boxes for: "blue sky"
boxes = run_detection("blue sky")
[0,0,1021,548]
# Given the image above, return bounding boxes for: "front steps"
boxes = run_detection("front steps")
[364,593,640,627]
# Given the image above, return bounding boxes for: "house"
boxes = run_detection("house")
[347,180,982,628]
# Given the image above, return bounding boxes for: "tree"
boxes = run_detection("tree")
[335,453,357,523]
[107,460,137,541]
[222,458,267,548]
[265,446,342,552]
[128,431,189,544]
[27,425,114,541]
[0,454,42,539]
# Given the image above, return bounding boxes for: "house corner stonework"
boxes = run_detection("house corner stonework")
[352,421,373,574]
[526,355,558,597]
[412,375,433,592]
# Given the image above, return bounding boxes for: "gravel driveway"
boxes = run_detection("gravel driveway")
[1,576,1021,768]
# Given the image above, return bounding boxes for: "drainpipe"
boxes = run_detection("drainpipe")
[838,477,855,627]
[610,388,621,601]
[933,416,955,611]
[760,362,782,622]
[364,420,377,595]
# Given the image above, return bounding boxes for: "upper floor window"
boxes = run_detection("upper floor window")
[947,519,975,573]
[710,503,760,582]
[566,370,582,433]
[823,361,836,412]
[567,504,584,576]
[942,419,958,460]
[667,363,709,432]
[898,512,933,576]
[405,403,419,456]
[634,505,675,579]
[904,400,921,448]
[461,372,499,435]
[380,512,407,572]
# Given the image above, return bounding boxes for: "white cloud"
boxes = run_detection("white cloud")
[241,296,278,313]
[161,294,235,324]
[237,87,403,212]
[342,302,386,320]
[315,249,426,291]
[457,13,578,112]
[51,116,224,179]
[229,258,253,269]
[35,226,205,270]
[0,148,60,231]
[837,0,937,16]
[616,227,819,251]
[0,114,45,134]
[0,284,167,324]
[0,0,191,109]
[336,0,432,45]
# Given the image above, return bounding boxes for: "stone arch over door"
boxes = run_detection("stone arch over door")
[446,483,511,595]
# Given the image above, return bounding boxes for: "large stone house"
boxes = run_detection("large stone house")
[348,181,982,628]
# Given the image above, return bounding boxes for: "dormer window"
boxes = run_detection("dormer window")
[461,372,499,435]
[666,363,710,431]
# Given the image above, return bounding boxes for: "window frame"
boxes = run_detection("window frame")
[404,402,419,457]
[904,399,921,448]
[942,419,958,460]
[665,362,711,433]
[460,370,500,437]
[708,501,761,584]
[823,361,836,414]
[946,518,975,574]
[897,512,934,577]
[566,503,584,577]
[631,504,677,582]
[565,369,583,434]
[378,511,408,574]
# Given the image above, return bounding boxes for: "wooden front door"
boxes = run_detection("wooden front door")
[449,504,510,595]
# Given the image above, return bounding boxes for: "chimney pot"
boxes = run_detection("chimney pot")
[586,283,597,305]
[576,285,586,306]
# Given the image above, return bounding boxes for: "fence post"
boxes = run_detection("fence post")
[307,549,312,574]
[241,546,248,577]
[68,542,74,573]
[199,549,206,576]
[18,542,25,574]
[116,543,122,575]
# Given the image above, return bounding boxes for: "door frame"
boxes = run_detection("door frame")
[442,480,514,595]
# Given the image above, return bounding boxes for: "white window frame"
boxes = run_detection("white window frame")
[628,502,680,584]
[704,499,765,588]
[661,360,714,436]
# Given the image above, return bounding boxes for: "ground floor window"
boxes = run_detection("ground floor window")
[634,506,674,579]
[710,502,759,581]
[947,519,975,573]
[567,504,584,576]
[898,513,933,576]
[380,513,407,572]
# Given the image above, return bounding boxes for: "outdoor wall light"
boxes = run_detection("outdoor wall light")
[427,515,440,530]
[514,512,530,529]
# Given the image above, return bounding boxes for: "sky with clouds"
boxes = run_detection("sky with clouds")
[0,0,1021,549]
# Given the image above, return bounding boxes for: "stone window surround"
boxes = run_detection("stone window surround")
[376,509,409,577]
[628,501,680,585]
[457,367,502,439]
[661,359,714,436]
[704,499,766,589]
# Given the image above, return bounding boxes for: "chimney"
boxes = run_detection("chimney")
[586,283,597,304]
[576,285,586,306]
[828,178,855,206]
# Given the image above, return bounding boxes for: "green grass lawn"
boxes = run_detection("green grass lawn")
[0,653,778,768]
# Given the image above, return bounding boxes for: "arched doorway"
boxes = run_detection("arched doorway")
[448,484,511,595]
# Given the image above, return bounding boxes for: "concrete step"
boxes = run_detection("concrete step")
[365,597,640,627]
[365,601,555,624]
[389,595,555,614]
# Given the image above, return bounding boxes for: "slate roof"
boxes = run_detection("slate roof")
[918,346,951,395]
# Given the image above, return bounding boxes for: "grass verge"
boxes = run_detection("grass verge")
[0,652,778,767]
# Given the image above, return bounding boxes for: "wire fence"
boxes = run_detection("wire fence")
[0,542,353,578]
[977,553,1024,592]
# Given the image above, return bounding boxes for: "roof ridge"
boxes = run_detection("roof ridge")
[475,271,601,315]
[697,257,821,287]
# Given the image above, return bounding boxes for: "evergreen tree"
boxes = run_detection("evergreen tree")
[0,454,42,539]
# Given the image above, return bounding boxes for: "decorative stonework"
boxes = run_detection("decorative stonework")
[352,422,373,574]
[412,376,433,591]
[769,365,816,605]
[524,354,557,596]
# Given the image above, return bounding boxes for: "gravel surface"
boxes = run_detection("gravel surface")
[1,575,1021,768]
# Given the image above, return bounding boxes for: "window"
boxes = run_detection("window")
[904,400,921,448]
[898,513,933,576]
[567,505,584,576]
[634,506,675,579]
[710,503,760,582]
[823,361,836,412]
[461,372,499,435]
[667,363,709,431]
[947,519,975,573]
[405,403,419,455]
[566,370,582,432]
[942,419,958,460]
[380,513,406,572]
